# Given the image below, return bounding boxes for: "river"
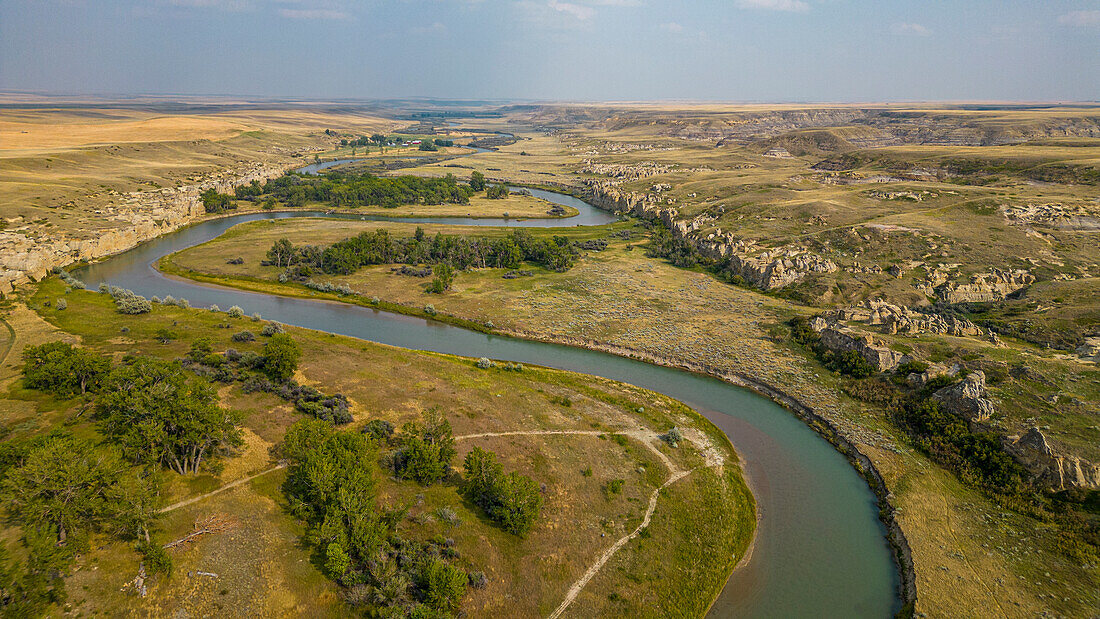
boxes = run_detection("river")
[73,189,899,617]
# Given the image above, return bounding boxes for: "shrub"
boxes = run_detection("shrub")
[460,446,543,536]
[227,305,245,318]
[262,334,300,382]
[468,570,488,589]
[476,357,493,369]
[251,312,262,321]
[261,322,285,336]
[604,479,625,499]
[663,427,683,448]
[209,304,221,313]
[232,330,256,343]
[55,298,67,311]
[418,557,467,613]
[424,304,436,315]
[111,288,152,314]
[436,507,461,527]
[895,359,930,376]
[138,540,173,576]
[371,296,380,305]
[394,409,455,485]
[363,419,395,441]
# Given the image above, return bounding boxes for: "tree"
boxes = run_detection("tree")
[263,334,301,382]
[96,357,243,475]
[267,238,297,268]
[396,409,455,485]
[1,433,127,546]
[486,183,509,199]
[418,557,467,613]
[21,341,110,396]
[469,171,486,192]
[427,263,455,294]
[418,141,438,152]
[460,446,542,536]
[200,189,235,214]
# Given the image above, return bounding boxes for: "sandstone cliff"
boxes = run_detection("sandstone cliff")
[583,179,838,290]
[0,162,286,294]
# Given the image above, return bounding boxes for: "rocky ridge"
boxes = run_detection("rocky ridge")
[583,179,838,290]
[0,161,286,294]
[827,300,987,338]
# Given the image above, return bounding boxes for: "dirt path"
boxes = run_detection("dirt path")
[458,428,697,618]
[549,468,692,619]
[159,463,286,514]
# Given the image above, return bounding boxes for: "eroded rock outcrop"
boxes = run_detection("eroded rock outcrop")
[583,179,838,290]
[0,162,285,294]
[808,317,909,372]
[931,371,995,423]
[828,300,986,338]
[934,268,1034,304]
[1006,427,1100,490]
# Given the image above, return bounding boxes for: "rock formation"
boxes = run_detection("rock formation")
[827,300,986,338]
[808,317,909,372]
[931,371,995,423]
[934,268,1034,304]
[0,162,286,294]
[1006,427,1100,490]
[583,179,838,290]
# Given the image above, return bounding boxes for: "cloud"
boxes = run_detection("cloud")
[411,21,448,34]
[1057,10,1100,27]
[659,21,683,33]
[735,0,809,13]
[547,0,595,20]
[278,7,349,19]
[891,22,931,36]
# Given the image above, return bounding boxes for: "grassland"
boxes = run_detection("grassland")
[169,212,1099,616]
[0,277,753,616]
[4,99,1100,617]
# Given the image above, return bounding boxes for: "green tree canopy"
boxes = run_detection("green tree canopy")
[96,357,243,475]
[21,341,110,396]
[263,333,301,382]
[396,409,455,486]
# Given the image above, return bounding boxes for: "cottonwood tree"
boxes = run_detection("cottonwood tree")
[96,357,243,475]
[469,171,486,192]
[2,433,127,546]
[263,333,301,382]
[460,446,543,536]
[395,408,455,485]
[267,237,297,268]
[21,341,110,396]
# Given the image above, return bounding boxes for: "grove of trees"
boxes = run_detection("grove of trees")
[273,228,576,278]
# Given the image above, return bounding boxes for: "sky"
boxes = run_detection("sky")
[1,0,1098,102]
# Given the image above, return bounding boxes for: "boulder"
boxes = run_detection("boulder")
[931,371,994,422]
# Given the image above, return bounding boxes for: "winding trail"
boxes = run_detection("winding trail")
[455,428,695,618]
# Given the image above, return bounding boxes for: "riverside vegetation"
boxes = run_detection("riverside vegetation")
[4,100,1100,617]
[0,275,752,616]
[160,101,1100,617]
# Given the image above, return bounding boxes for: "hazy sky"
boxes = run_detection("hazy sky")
[2,0,1098,102]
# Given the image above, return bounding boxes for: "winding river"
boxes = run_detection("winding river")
[73,189,899,617]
